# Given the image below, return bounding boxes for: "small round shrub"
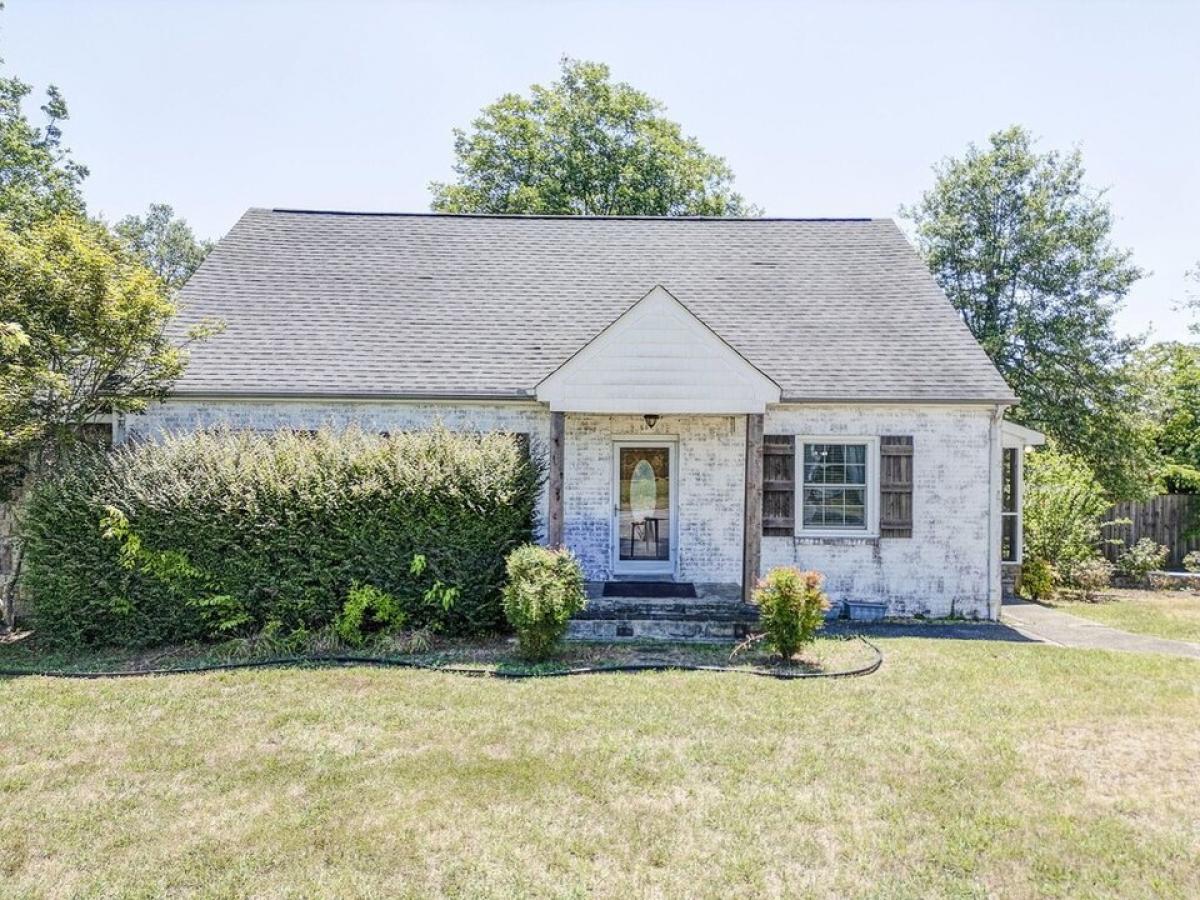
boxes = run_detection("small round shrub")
[1183,550,1200,574]
[1117,538,1169,584]
[1066,556,1114,602]
[501,545,586,661]
[751,567,830,663]
[335,581,408,647]
[1019,558,1055,601]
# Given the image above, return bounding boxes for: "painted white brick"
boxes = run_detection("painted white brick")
[125,399,998,618]
[762,405,994,619]
[564,414,745,583]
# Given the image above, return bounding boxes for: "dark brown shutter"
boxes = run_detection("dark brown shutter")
[880,436,914,538]
[762,435,795,535]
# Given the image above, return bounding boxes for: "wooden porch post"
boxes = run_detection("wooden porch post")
[743,413,764,602]
[548,411,565,547]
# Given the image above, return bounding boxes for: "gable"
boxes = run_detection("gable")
[535,286,781,414]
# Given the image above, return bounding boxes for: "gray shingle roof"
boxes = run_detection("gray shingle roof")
[170,208,1015,404]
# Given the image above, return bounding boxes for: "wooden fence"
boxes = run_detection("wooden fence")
[1102,494,1200,567]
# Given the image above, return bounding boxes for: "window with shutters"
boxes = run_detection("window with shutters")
[797,437,879,537]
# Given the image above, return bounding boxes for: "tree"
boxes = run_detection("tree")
[115,203,213,292]
[0,216,220,622]
[430,57,755,216]
[1128,342,1200,492]
[1178,263,1200,336]
[0,65,86,228]
[903,126,1155,498]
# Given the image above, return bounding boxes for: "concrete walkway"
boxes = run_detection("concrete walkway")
[1002,599,1200,660]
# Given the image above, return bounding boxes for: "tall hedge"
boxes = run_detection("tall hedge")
[20,426,543,648]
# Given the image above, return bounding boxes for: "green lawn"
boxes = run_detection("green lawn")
[1050,588,1200,643]
[3,638,1199,898]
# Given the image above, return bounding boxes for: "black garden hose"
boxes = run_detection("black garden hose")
[0,636,882,681]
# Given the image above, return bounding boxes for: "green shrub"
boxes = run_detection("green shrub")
[335,582,408,647]
[1116,538,1169,583]
[1019,558,1055,601]
[1184,550,1200,574]
[1065,556,1114,602]
[750,567,830,662]
[20,426,542,648]
[1023,447,1121,574]
[501,544,586,661]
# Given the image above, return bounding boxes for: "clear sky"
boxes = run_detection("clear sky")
[5,0,1198,340]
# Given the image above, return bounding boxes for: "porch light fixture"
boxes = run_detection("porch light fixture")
[643,414,660,429]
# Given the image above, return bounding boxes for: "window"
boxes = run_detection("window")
[1001,447,1019,563]
[799,439,877,534]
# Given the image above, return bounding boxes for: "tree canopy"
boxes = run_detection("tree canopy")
[430,57,755,216]
[0,69,86,227]
[115,203,213,292]
[904,126,1155,499]
[1128,342,1200,492]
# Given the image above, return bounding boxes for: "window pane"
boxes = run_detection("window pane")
[1002,448,1018,513]
[801,443,870,531]
[1001,514,1018,562]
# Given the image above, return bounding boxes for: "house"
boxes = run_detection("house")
[120,208,1043,623]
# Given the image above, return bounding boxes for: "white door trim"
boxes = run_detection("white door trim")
[611,439,679,577]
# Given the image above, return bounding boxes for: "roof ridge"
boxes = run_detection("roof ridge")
[265,207,882,223]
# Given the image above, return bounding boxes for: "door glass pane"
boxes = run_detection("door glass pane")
[619,447,670,562]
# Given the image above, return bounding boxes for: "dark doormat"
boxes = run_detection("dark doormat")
[603,581,697,599]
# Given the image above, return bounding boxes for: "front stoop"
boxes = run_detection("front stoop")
[569,584,758,643]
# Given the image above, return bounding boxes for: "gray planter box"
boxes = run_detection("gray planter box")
[846,601,887,622]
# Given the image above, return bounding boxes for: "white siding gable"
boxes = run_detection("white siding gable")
[536,286,781,414]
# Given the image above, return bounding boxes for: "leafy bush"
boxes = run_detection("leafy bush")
[1019,558,1055,601]
[1184,550,1200,574]
[335,582,409,648]
[1064,556,1114,602]
[1116,538,1169,583]
[501,545,586,661]
[750,567,830,662]
[1023,447,1121,574]
[20,426,542,648]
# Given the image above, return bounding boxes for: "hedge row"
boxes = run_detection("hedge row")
[20,427,543,648]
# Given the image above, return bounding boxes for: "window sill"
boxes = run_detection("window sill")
[792,532,879,545]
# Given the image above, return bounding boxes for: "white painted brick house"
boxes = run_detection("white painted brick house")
[124,209,1042,621]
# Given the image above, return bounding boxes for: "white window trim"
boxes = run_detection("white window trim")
[795,436,880,539]
[1001,447,1023,564]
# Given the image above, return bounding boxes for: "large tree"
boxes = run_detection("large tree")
[115,203,213,292]
[0,216,219,622]
[430,57,754,216]
[904,126,1156,498]
[1128,342,1200,492]
[0,67,86,227]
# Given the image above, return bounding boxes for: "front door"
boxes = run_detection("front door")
[612,441,676,576]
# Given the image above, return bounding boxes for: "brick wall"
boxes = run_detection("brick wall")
[761,404,995,619]
[563,414,745,583]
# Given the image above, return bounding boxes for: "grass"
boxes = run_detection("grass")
[2,636,1199,897]
[1048,587,1200,643]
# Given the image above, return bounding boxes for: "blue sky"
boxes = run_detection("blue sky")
[6,0,1198,340]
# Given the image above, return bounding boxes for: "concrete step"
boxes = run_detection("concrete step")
[575,596,760,623]
[567,617,753,643]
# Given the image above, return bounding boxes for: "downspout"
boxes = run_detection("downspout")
[986,405,1004,620]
